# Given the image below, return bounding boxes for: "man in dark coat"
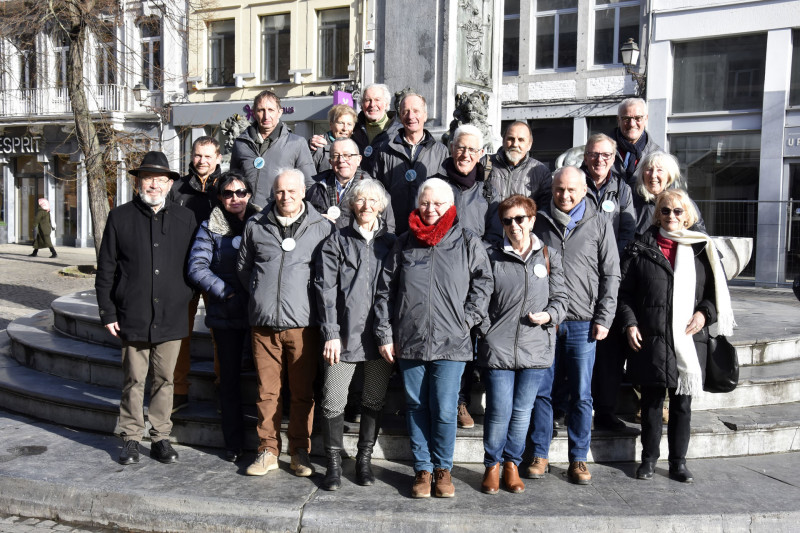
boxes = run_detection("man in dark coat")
[95,151,197,466]
[168,136,223,411]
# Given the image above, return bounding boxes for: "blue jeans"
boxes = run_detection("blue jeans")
[399,359,466,472]
[483,367,549,467]
[530,321,596,462]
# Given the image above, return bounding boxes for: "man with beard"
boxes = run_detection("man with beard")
[612,98,662,188]
[484,122,552,244]
[169,136,223,411]
[96,151,197,465]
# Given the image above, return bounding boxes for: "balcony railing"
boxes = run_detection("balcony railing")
[0,84,138,117]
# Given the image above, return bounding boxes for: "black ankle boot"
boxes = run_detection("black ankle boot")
[355,407,382,486]
[29,249,38,257]
[49,247,58,258]
[322,414,344,491]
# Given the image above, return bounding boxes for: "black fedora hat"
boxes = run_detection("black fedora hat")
[128,151,181,180]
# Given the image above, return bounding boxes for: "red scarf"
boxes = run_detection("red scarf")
[408,205,457,247]
[656,232,678,269]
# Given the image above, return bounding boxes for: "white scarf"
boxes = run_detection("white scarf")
[275,202,306,227]
[659,227,736,396]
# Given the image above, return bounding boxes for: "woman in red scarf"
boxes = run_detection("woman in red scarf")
[374,178,492,499]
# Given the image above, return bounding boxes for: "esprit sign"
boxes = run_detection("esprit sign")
[0,136,41,154]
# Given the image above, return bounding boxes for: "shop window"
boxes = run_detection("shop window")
[140,17,162,91]
[529,117,574,170]
[593,0,640,66]
[534,0,577,70]
[261,13,290,83]
[318,8,349,80]
[672,34,766,113]
[208,19,235,87]
[791,29,800,107]
[503,0,520,75]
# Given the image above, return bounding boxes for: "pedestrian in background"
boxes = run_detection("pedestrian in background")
[30,198,57,258]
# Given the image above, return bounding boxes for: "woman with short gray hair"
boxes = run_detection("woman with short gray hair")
[315,178,396,491]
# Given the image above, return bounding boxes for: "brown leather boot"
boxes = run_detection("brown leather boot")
[433,468,455,498]
[524,457,550,479]
[567,461,592,485]
[411,470,432,498]
[481,463,500,494]
[502,461,525,493]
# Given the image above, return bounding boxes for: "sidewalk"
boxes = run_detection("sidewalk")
[1,409,798,532]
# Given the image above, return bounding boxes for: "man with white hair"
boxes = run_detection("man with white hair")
[309,83,402,174]
[484,121,552,244]
[612,98,662,188]
[237,168,334,478]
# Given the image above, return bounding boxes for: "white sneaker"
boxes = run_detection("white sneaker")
[246,450,278,476]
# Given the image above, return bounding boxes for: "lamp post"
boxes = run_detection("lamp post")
[620,38,646,97]
[132,82,163,150]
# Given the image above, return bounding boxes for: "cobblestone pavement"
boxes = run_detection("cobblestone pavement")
[0,244,97,331]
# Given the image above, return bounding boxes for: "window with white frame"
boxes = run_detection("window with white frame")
[503,0,520,75]
[96,24,116,86]
[534,0,578,70]
[140,17,162,91]
[54,29,69,90]
[18,37,37,90]
[318,8,349,80]
[261,13,290,83]
[593,0,640,65]
[208,19,235,87]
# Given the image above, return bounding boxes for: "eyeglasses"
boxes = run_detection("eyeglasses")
[501,215,529,226]
[331,153,359,161]
[221,189,249,199]
[454,145,481,156]
[660,207,685,217]
[419,201,449,210]
[140,176,171,185]
[333,121,354,128]
[619,115,645,124]
[585,151,614,161]
[354,198,379,207]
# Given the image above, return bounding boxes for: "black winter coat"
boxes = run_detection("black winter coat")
[168,164,221,226]
[95,196,197,343]
[617,226,718,388]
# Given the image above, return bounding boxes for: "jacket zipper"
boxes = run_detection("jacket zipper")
[428,243,436,360]
[512,261,528,367]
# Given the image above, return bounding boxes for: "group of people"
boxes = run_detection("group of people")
[94,86,734,499]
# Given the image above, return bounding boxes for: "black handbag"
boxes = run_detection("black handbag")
[704,335,739,393]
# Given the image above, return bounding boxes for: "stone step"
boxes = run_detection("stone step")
[2,335,799,463]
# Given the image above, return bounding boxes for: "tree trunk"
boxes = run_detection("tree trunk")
[66,2,109,258]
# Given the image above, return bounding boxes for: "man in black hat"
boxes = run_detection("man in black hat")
[95,151,197,465]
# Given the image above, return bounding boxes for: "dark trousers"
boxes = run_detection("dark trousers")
[591,332,626,415]
[211,327,248,451]
[640,386,692,465]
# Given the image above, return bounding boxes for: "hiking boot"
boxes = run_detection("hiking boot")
[433,468,455,498]
[412,470,432,498]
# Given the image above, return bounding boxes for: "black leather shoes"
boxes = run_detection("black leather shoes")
[118,440,140,465]
[150,440,179,464]
[224,449,242,463]
[636,461,656,480]
[669,463,694,483]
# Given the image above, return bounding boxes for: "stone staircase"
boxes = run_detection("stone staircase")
[1,289,799,463]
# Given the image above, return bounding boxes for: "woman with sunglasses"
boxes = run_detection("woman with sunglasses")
[618,189,734,483]
[187,172,258,463]
[476,194,568,494]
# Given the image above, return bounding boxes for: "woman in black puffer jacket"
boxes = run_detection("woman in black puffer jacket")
[618,189,734,483]
[187,172,258,464]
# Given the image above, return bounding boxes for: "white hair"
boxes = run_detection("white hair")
[348,178,389,213]
[618,97,648,116]
[273,168,305,190]
[451,124,484,151]
[362,83,392,106]
[416,177,455,206]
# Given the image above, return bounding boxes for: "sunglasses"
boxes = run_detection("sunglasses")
[221,189,249,199]
[501,215,529,226]
[660,207,684,217]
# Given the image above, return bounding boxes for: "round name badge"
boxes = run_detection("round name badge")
[364,146,373,157]
[602,200,615,213]
[253,157,265,170]
[405,169,417,182]
[533,263,548,278]
[232,236,242,250]
[281,237,296,252]
[327,206,341,220]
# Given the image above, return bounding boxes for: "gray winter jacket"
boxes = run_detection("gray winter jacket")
[236,201,334,329]
[484,150,552,244]
[430,158,489,238]
[315,219,397,362]
[582,165,636,254]
[230,123,316,209]
[477,237,569,370]
[373,220,493,361]
[533,201,620,328]
[373,129,449,235]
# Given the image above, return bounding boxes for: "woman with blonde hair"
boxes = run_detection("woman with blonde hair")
[313,104,359,173]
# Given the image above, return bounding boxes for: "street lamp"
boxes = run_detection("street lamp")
[132,82,149,105]
[620,38,646,97]
[132,82,163,150]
